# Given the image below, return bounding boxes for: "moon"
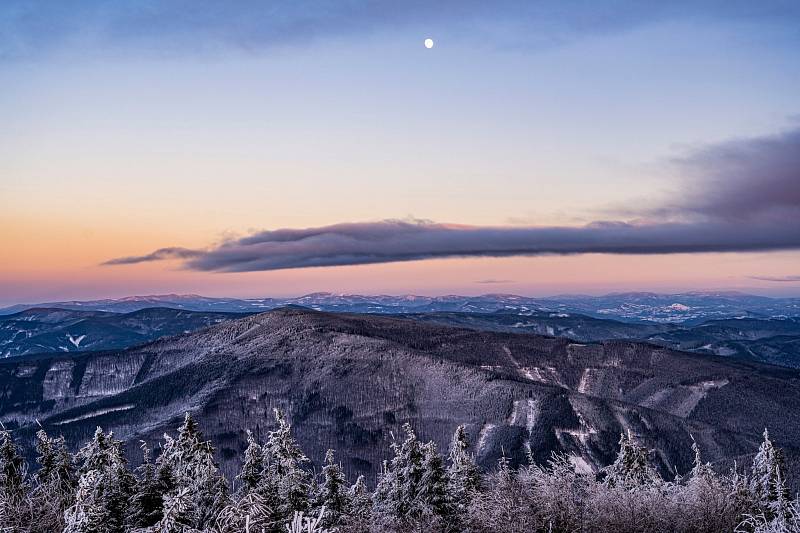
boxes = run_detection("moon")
[424,38,434,49]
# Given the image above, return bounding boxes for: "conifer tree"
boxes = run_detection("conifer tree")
[0,430,27,501]
[63,470,106,533]
[418,441,452,521]
[750,429,790,511]
[156,412,229,530]
[64,427,134,533]
[447,425,480,512]
[603,432,659,489]
[237,429,264,494]
[315,449,350,527]
[373,423,427,526]
[347,475,372,525]
[35,429,73,494]
[126,442,164,529]
[262,408,313,520]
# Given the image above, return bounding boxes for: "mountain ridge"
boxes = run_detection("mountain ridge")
[2,308,799,488]
[3,291,799,324]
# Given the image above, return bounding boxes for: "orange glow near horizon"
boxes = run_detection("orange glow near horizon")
[3,207,800,305]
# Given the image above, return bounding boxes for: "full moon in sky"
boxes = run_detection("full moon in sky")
[424,38,434,49]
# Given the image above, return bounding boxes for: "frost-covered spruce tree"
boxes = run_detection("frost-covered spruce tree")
[63,470,106,533]
[0,430,27,502]
[0,430,28,530]
[418,441,452,521]
[262,408,313,521]
[372,423,425,526]
[153,487,196,532]
[344,475,372,527]
[750,429,790,513]
[28,429,74,533]
[603,432,660,489]
[237,429,264,494]
[156,412,229,530]
[66,428,134,533]
[446,425,480,513]
[314,449,350,528]
[126,442,164,529]
[35,429,74,494]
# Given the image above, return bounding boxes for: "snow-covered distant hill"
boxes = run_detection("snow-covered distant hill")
[3,291,799,323]
[0,307,250,358]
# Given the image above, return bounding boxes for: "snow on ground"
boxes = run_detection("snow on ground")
[476,423,497,454]
[54,404,135,425]
[67,334,86,348]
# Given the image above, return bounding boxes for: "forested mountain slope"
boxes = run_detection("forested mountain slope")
[1,308,798,486]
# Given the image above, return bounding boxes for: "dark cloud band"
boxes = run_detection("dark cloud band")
[102,217,800,272]
[749,275,800,283]
[104,126,800,273]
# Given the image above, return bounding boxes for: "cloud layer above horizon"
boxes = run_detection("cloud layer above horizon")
[105,127,800,273]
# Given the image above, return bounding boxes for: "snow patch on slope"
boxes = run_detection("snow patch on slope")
[67,334,86,348]
[54,404,135,425]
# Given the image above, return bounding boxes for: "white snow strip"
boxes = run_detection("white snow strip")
[54,404,135,425]
[569,455,594,474]
[476,423,497,454]
[67,334,86,348]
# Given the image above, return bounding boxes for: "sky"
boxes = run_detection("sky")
[1,1,799,305]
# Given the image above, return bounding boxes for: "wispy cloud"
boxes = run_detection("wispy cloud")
[102,247,201,265]
[104,126,800,272]
[475,279,515,284]
[749,275,800,283]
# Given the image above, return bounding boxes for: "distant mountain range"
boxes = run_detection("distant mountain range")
[0,308,250,358]
[399,312,800,369]
[2,308,800,489]
[3,292,800,368]
[3,291,799,323]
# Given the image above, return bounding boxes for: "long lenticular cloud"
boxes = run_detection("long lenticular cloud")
[102,218,800,272]
[103,126,800,272]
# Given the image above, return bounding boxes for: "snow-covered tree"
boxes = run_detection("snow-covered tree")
[342,474,372,529]
[63,470,107,533]
[126,442,164,529]
[681,439,748,532]
[603,432,660,489]
[155,412,229,530]
[0,430,27,501]
[285,506,332,533]
[751,429,790,513]
[237,429,264,494]
[467,455,536,532]
[214,491,272,533]
[0,430,30,531]
[525,452,590,531]
[66,427,134,533]
[446,425,480,513]
[372,423,425,526]
[261,408,313,521]
[373,423,458,528]
[152,487,197,532]
[418,441,452,521]
[35,429,73,492]
[314,449,350,527]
